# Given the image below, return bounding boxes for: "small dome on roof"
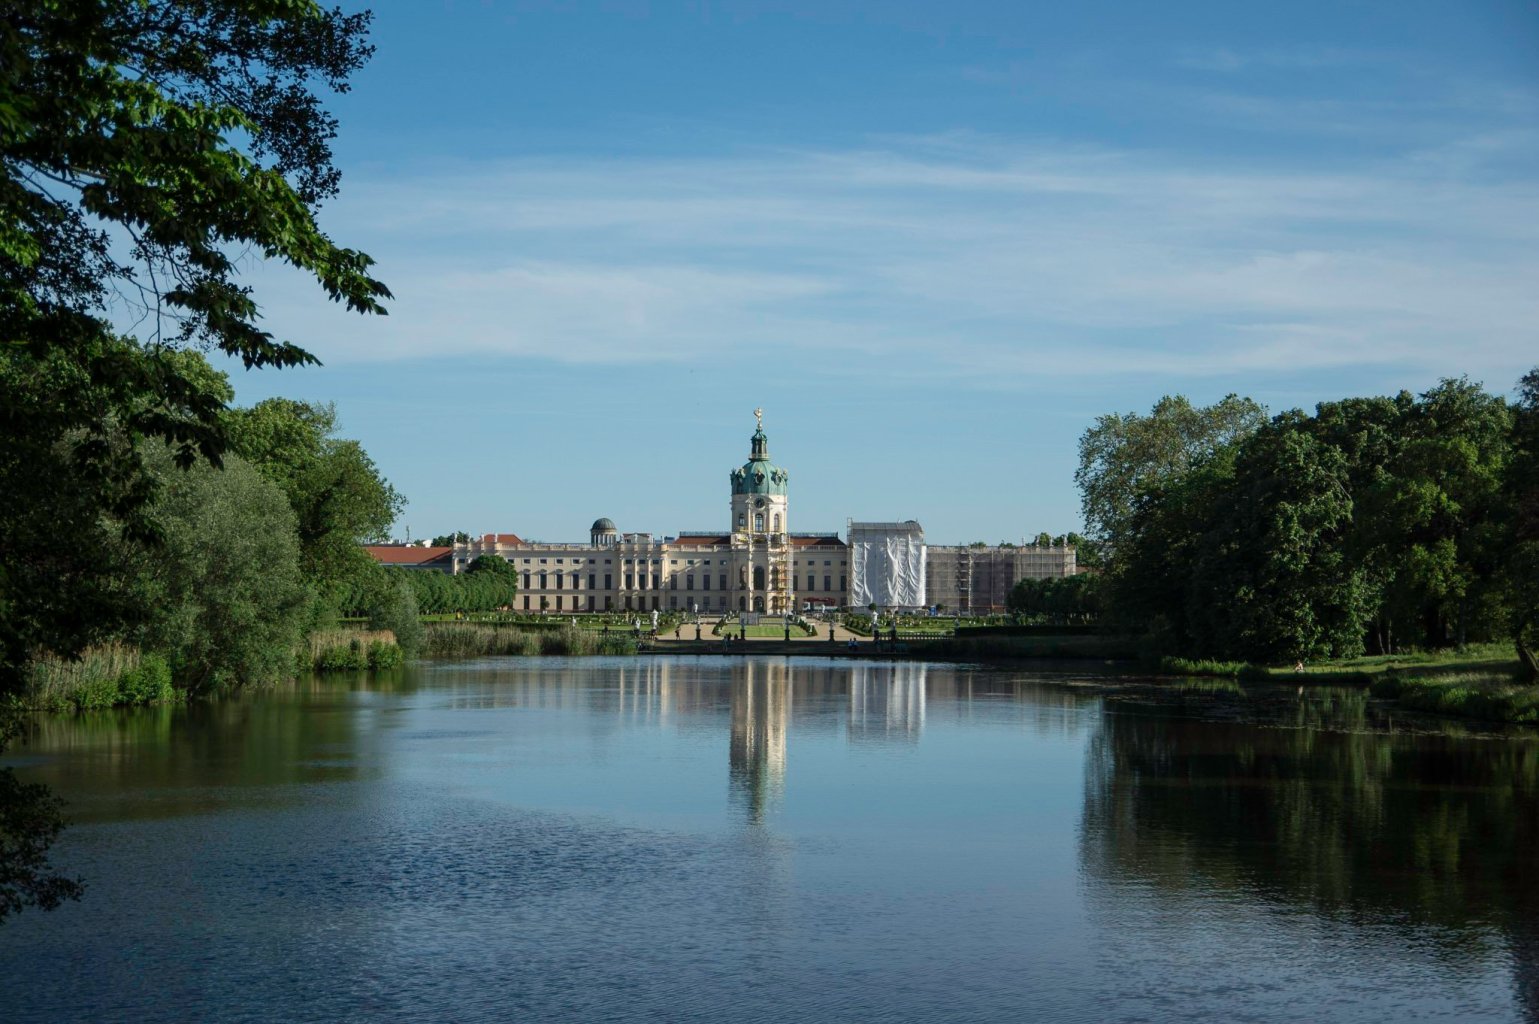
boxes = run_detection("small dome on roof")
[591,517,617,532]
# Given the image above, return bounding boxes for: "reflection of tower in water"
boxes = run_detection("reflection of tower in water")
[729,660,791,822]
[847,662,926,743]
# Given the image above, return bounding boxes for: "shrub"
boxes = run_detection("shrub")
[368,575,425,657]
[366,640,402,670]
[116,654,174,705]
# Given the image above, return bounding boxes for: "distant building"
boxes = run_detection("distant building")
[361,544,455,572]
[924,544,1077,613]
[433,412,851,614]
[363,412,1076,614]
[848,521,927,609]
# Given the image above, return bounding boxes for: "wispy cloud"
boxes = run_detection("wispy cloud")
[253,124,1539,388]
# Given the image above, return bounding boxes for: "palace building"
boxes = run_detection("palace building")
[444,411,850,615]
[366,410,1078,614]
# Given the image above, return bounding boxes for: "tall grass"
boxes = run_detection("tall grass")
[24,643,173,711]
[423,623,636,658]
[1371,671,1539,725]
[308,629,402,671]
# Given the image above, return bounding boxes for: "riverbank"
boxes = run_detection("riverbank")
[14,630,408,713]
[1152,643,1537,725]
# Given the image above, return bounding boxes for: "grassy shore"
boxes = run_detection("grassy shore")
[1155,643,1537,725]
[1157,642,1521,683]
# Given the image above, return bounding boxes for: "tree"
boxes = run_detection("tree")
[1076,394,1268,555]
[135,446,308,692]
[1,1,383,920]
[431,532,470,546]
[1505,369,1539,675]
[366,574,424,659]
[1187,420,1368,661]
[227,397,402,620]
[0,717,81,924]
[2,1,387,691]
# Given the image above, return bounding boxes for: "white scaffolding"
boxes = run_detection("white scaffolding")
[849,520,927,609]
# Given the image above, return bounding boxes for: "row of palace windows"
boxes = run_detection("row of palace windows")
[520,572,847,593]
[516,594,829,613]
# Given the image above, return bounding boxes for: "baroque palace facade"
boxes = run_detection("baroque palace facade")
[446,412,849,615]
[367,410,1079,613]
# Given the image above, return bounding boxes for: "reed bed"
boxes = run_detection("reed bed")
[309,629,402,672]
[24,643,174,711]
[424,623,635,659]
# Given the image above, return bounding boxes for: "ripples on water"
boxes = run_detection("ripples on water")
[1,657,1536,1023]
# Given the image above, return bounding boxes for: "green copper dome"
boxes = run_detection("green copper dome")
[730,418,788,496]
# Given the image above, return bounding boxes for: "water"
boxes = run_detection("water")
[2,656,1537,1023]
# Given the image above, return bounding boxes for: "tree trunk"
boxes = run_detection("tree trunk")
[1519,641,1539,681]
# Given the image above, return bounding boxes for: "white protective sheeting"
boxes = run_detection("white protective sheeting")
[850,524,926,608]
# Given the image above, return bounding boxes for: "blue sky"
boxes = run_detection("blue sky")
[223,0,1539,544]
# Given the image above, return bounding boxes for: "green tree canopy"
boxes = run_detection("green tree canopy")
[1076,394,1268,554]
[1,1,386,691]
[1095,376,1534,662]
[227,397,402,619]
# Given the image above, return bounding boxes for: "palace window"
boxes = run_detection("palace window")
[702,575,710,591]
[687,575,695,591]
[754,513,764,531]
[824,575,832,591]
[604,574,612,589]
[589,574,596,590]
[773,513,781,531]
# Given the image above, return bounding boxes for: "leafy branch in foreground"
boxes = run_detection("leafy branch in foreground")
[1,1,387,923]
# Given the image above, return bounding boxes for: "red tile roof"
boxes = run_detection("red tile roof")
[791,535,846,547]
[672,535,731,546]
[480,533,524,546]
[364,545,454,566]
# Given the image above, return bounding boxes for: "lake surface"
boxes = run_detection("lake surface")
[3,656,1538,1023]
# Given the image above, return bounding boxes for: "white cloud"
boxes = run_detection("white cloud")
[253,127,1539,387]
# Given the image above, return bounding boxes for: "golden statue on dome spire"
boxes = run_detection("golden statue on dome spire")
[754,407,764,431]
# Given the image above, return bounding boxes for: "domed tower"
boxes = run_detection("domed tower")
[590,517,618,548]
[729,409,791,614]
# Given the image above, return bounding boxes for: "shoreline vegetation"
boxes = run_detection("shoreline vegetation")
[19,623,1537,727]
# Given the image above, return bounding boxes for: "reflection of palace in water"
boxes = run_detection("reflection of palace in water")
[611,659,933,820]
[437,658,1080,824]
[729,660,793,821]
